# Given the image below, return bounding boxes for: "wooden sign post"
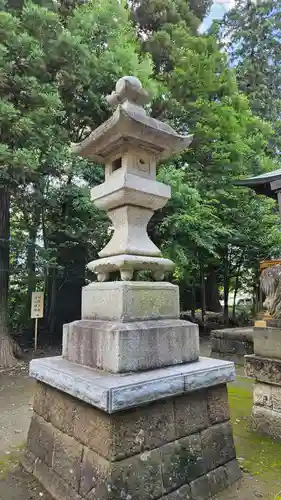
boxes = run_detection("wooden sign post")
[31,291,44,351]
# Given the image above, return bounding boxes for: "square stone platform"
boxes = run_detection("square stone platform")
[81,281,180,322]
[63,319,199,373]
[30,356,235,413]
[24,356,240,500]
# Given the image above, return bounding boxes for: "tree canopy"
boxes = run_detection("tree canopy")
[0,0,280,365]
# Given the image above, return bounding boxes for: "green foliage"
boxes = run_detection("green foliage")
[154,166,228,281]
[133,0,281,315]
[1,0,281,345]
[0,0,155,341]
[216,0,281,155]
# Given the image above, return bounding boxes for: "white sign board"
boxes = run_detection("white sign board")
[31,292,44,319]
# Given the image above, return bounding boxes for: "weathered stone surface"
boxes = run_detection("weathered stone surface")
[52,428,83,491]
[25,398,239,500]
[201,422,236,472]
[80,446,163,500]
[34,459,83,500]
[190,475,209,500]
[161,433,204,493]
[163,485,191,499]
[63,318,199,373]
[253,383,272,408]
[189,460,241,500]
[245,355,281,386]
[224,459,242,485]
[111,450,163,500]
[207,385,230,424]
[79,448,111,499]
[72,401,112,459]
[272,385,281,412]
[34,383,76,435]
[33,382,48,419]
[81,281,179,321]
[211,328,253,364]
[174,392,209,438]
[207,466,228,496]
[72,396,175,461]
[30,356,235,413]
[27,414,54,467]
[212,338,251,356]
[36,384,76,436]
[21,449,36,474]
[252,405,281,439]
[48,387,76,435]
[212,328,253,342]
[253,326,281,358]
[110,399,175,460]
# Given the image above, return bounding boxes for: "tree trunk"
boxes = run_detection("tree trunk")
[191,277,196,322]
[205,265,221,312]
[0,186,16,367]
[26,226,38,315]
[232,282,238,320]
[200,261,206,329]
[47,266,57,337]
[223,254,229,326]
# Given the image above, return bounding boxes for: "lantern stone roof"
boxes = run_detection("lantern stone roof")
[235,168,281,199]
[72,76,192,163]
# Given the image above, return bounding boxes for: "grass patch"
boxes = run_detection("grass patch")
[0,444,25,479]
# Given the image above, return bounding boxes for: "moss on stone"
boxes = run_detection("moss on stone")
[0,443,25,479]
[228,377,281,486]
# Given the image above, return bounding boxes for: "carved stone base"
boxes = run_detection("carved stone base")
[23,382,241,500]
[251,382,281,439]
[246,354,281,440]
[245,354,281,386]
[87,254,175,282]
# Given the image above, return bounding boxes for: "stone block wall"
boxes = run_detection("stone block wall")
[23,382,241,500]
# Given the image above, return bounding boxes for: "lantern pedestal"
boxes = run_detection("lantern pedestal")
[24,355,239,500]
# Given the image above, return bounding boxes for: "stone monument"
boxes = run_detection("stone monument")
[245,264,281,439]
[236,170,281,438]
[24,76,241,499]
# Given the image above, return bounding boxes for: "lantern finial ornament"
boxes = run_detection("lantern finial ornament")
[106,76,149,107]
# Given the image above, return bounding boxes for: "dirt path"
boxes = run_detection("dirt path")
[0,365,34,457]
[0,341,280,499]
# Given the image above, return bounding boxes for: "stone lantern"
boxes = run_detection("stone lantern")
[24,77,240,500]
[72,75,191,283]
